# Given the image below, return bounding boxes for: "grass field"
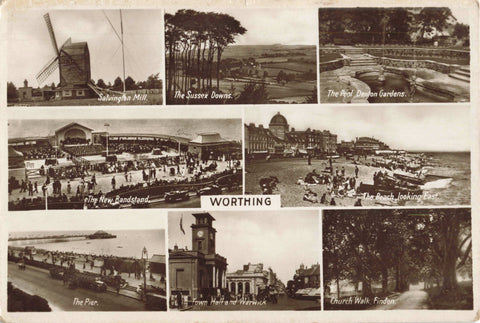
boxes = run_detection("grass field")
[218,79,315,103]
[262,61,315,73]
[222,44,316,60]
[8,93,163,106]
[425,280,473,310]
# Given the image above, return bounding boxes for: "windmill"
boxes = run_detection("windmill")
[36,13,100,99]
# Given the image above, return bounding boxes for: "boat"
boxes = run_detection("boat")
[393,173,425,185]
[394,172,451,185]
[424,174,451,182]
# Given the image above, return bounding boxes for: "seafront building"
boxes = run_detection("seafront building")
[8,122,241,169]
[245,112,338,157]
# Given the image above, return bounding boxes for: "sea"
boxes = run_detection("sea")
[403,151,470,206]
[8,229,165,258]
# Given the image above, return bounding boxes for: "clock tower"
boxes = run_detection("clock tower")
[191,213,216,255]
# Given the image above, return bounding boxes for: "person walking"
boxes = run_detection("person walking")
[111,176,116,190]
[355,165,359,178]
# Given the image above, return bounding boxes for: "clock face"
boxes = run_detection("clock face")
[197,230,204,238]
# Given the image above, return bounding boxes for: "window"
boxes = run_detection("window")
[76,90,85,96]
[197,240,202,250]
[63,90,72,97]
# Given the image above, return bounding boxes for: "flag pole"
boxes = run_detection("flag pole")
[120,10,126,93]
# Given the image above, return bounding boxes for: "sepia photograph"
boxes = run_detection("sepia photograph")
[7,215,167,311]
[168,211,320,311]
[323,208,472,310]
[319,7,470,103]
[8,119,242,210]
[165,8,317,105]
[7,10,163,106]
[244,105,470,207]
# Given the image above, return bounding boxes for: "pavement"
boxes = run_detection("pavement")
[372,290,429,310]
[8,262,147,311]
[9,160,235,204]
[11,250,166,301]
[187,294,320,311]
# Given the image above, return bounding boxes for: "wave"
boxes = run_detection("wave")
[421,178,453,190]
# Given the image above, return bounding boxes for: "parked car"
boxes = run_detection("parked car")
[196,185,222,197]
[164,190,190,203]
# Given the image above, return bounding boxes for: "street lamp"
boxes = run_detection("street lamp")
[104,123,110,157]
[142,246,148,301]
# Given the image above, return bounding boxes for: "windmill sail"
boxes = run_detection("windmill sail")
[44,13,59,56]
[36,56,59,84]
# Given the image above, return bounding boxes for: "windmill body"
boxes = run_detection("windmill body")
[37,13,96,100]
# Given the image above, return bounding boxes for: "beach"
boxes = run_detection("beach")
[245,153,469,207]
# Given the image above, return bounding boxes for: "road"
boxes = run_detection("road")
[8,263,146,311]
[373,288,429,310]
[190,295,320,311]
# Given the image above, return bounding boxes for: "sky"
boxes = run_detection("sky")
[450,7,470,24]
[9,213,166,232]
[168,211,320,284]
[166,8,317,46]
[7,9,163,87]
[246,106,470,152]
[8,119,242,142]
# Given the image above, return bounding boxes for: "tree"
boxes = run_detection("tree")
[322,208,472,302]
[165,10,246,103]
[125,76,136,91]
[452,23,469,44]
[323,214,351,298]
[416,8,454,41]
[146,73,161,89]
[112,77,124,91]
[7,82,18,102]
[235,82,268,104]
[305,86,317,103]
[97,79,107,88]
[276,70,286,84]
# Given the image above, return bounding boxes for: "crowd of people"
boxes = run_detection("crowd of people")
[9,152,242,210]
[297,160,361,205]
[62,144,104,157]
[108,142,158,154]
[13,144,64,160]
